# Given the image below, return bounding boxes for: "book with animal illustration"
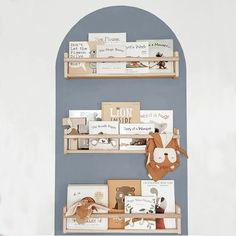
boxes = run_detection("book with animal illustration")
[89,121,119,150]
[119,123,154,150]
[137,39,173,73]
[102,102,140,123]
[66,184,108,230]
[88,32,126,43]
[107,179,141,229]
[96,44,126,74]
[141,180,176,229]
[126,42,149,73]
[68,41,98,74]
[69,110,101,149]
[124,196,156,230]
[140,110,173,134]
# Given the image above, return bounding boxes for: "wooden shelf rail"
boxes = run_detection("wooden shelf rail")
[64,51,179,79]
[63,127,180,154]
[63,204,181,234]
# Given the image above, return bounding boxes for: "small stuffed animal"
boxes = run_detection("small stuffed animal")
[65,197,109,224]
[146,133,188,181]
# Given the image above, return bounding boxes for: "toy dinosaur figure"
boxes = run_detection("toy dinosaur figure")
[65,197,110,224]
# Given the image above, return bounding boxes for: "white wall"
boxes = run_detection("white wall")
[0,0,236,235]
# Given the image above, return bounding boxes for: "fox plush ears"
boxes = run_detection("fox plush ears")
[145,133,188,181]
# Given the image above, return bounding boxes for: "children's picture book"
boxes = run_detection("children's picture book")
[137,39,173,73]
[119,123,155,150]
[88,32,126,43]
[102,102,140,123]
[96,44,126,74]
[107,179,141,229]
[124,196,156,230]
[140,110,173,134]
[67,184,108,230]
[69,41,97,74]
[126,42,149,73]
[141,180,176,229]
[69,110,101,149]
[89,121,119,150]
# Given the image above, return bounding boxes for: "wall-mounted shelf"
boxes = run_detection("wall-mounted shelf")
[64,51,179,79]
[63,204,181,234]
[63,128,180,154]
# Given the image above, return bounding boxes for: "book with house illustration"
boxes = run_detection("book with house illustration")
[69,110,101,149]
[140,110,173,133]
[137,39,173,73]
[107,179,141,229]
[68,41,98,74]
[88,32,126,43]
[119,123,154,150]
[96,43,126,74]
[102,102,140,123]
[124,196,156,230]
[126,42,149,73]
[141,180,176,229]
[66,184,108,230]
[89,121,119,150]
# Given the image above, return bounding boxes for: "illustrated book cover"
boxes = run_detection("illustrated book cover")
[124,196,156,229]
[119,123,154,150]
[141,180,176,229]
[126,42,149,73]
[89,121,119,150]
[137,39,173,73]
[66,184,108,230]
[68,41,98,74]
[102,102,140,123]
[107,179,141,229]
[96,43,126,74]
[88,32,126,43]
[140,110,173,134]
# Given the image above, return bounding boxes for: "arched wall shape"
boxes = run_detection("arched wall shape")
[56,6,187,235]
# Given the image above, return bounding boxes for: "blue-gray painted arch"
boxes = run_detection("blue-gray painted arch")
[56,5,187,235]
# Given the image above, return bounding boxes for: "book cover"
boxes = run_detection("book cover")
[67,184,108,230]
[88,32,126,43]
[124,196,156,230]
[119,123,155,150]
[126,42,149,73]
[141,180,176,229]
[102,102,140,123]
[140,110,173,134]
[68,41,97,74]
[107,179,141,229]
[96,44,126,74]
[89,121,119,150]
[69,110,101,149]
[137,39,173,73]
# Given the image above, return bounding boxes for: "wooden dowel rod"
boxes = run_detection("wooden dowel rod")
[65,212,181,219]
[64,134,180,139]
[65,56,179,63]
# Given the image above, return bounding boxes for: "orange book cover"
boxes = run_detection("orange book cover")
[107,179,141,229]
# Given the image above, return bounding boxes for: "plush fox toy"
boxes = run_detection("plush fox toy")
[145,133,188,181]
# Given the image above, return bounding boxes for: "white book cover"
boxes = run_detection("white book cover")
[126,42,149,73]
[67,184,108,230]
[89,121,119,150]
[88,32,126,43]
[141,180,176,229]
[68,41,97,73]
[140,110,173,134]
[124,196,156,230]
[96,44,126,74]
[137,39,173,73]
[119,123,154,150]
